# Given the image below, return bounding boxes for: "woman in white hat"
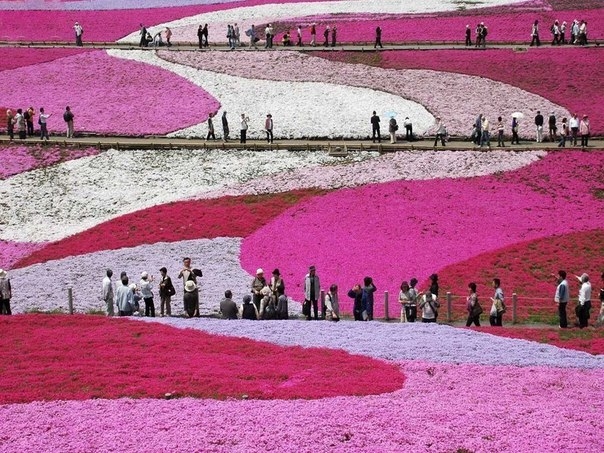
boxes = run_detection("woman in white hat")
[0,269,12,315]
[183,280,198,318]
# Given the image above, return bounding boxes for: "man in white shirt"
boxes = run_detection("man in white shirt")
[575,273,592,328]
[554,270,569,328]
[102,269,115,316]
[74,22,83,46]
[569,113,579,145]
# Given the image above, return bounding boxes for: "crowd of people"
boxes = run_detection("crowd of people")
[530,19,589,47]
[5,106,74,141]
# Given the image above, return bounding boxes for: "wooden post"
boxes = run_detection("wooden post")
[320,289,326,320]
[446,292,452,323]
[67,287,74,314]
[512,293,518,324]
[384,291,389,321]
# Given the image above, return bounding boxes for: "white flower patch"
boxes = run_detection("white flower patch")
[158,50,571,138]
[118,0,528,44]
[199,149,548,198]
[0,148,377,243]
[107,49,435,139]
[8,237,295,316]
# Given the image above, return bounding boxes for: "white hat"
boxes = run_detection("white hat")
[256,268,264,275]
[129,284,137,291]
[0,269,7,278]
[185,280,197,292]
[141,271,148,279]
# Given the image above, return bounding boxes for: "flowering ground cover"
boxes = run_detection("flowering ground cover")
[474,325,604,355]
[240,151,604,317]
[0,144,99,179]
[0,47,88,71]
[158,49,568,138]
[438,229,604,322]
[319,47,604,135]
[0,240,45,271]
[0,314,404,404]
[0,50,218,136]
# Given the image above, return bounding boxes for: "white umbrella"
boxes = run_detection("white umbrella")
[511,112,524,119]
[384,111,398,118]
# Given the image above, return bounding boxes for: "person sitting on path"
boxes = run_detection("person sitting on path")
[220,290,238,319]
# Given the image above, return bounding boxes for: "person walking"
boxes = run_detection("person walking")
[240,113,249,143]
[63,106,74,138]
[530,20,540,46]
[233,23,240,47]
[554,270,569,328]
[296,25,303,46]
[371,111,381,143]
[310,23,316,47]
[74,22,84,46]
[433,117,447,147]
[102,269,115,316]
[323,26,330,47]
[264,113,273,143]
[197,25,204,49]
[534,110,544,143]
[158,267,175,317]
[38,107,51,141]
[489,278,505,326]
[331,25,337,47]
[551,20,561,45]
[579,115,590,147]
[465,25,471,46]
[0,269,12,315]
[496,116,505,147]
[222,111,229,141]
[206,112,216,140]
[140,272,155,317]
[139,24,148,47]
[575,273,592,328]
[247,24,258,49]
[465,282,482,327]
[569,113,579,145]
[265,23,273,48]
[304,265,320,320]
[6,109,14,141]
[388,116,398,143]
[375,26,383,48]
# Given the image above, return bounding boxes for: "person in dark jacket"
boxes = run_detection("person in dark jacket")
[158,267,175,317]
[183,280,199,318]
[429,273,439,298]
[375,26,383,48]
[362,276,377,321]
[220,290,238,319]
[534,110,544,143]
[222,111,229,141]
[348,284,364,321]
[371,111,381,143]
[241,294,259,320]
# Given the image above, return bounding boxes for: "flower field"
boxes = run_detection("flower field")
[1,1,604,452]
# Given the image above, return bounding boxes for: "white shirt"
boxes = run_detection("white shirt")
[39,113,51,124]
[102,276,114,301]
[240,118,248,130]
[579,282,592,305]
[569,117,579,128]
[140,279,153,298]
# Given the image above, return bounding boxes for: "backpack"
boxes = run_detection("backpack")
[63,111,73,122]
[264,300,277,320]
[242,303,256,320]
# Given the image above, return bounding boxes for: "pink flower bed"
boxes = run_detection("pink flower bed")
[275,8,603,43]
[240,151,604,316]
[0,50,219,135]
[321,47,604,135]
[0,48,88,71]
[1,360,602,452]
[0,314,404,404]
[0,240,45,270]
[0,144,99,179]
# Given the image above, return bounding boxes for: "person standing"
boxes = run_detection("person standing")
[404,117,413,141]
[139,272,155,317]
[264,24,273,48]
[323,26,330,47]
[304,265,320,321]
[6,109,14,141]
[465,25,471,46]
[489,278,505,326]
[569,113,579,145]
[220,290,238,319]
[202,24,209,47]
[575,273,592,328]
[511,116,520,145]
[465,282,482,327]
[158,267,175,317]
[598,272,604,326]
[102,269,115,316]
[296,25,303,46]
[165,27,172,47]
[551,20,561,45]
[139,24,148,47]
[206,112,216,140]
[530,20,540,46]
[178,257,200,317]
[38,107,51,141]
[324,284,340,321]
[233,23,240,47]
[548,112,557,141]
[480,115,491,149]
[197,25,204,49]
[310,23,316,47]
[419,290,439,323]
[371,111,381,143]
[554,270,569,328]
[240,113,249,143]
[264,113,274,143]
[496,116,505,147]
[362,276,377,321]
[348,284,364,321]
[63,106,74,138]
[579,115,590,147]
[560,21,567,44]
[388,116,398,144]
[331,25,337,47]
[74,22,84,46]
[399,281,411,322]
[558,117,569,147]
[227,24,234,50]
[14,109,26,140]
[26,107,35,137]
[375,26,383,49]
[248,24,258,49]
[571,20,579,44]
[115,275,134,316]
[429,273,439,298]
[0,269,12,315]
[534,110,544,143]
[222,111,229,141]
[433,117,447,147]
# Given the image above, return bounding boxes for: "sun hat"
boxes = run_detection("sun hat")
[185,281,197,292]
[0,269,7,278]
[141,271,148,279]
[256,268,264,275]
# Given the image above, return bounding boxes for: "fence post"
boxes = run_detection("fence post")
[446,292,452,323]
[384,291,389,321]
[512,293,518,324]
[320,289,325,320]
[67,286,74,314]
